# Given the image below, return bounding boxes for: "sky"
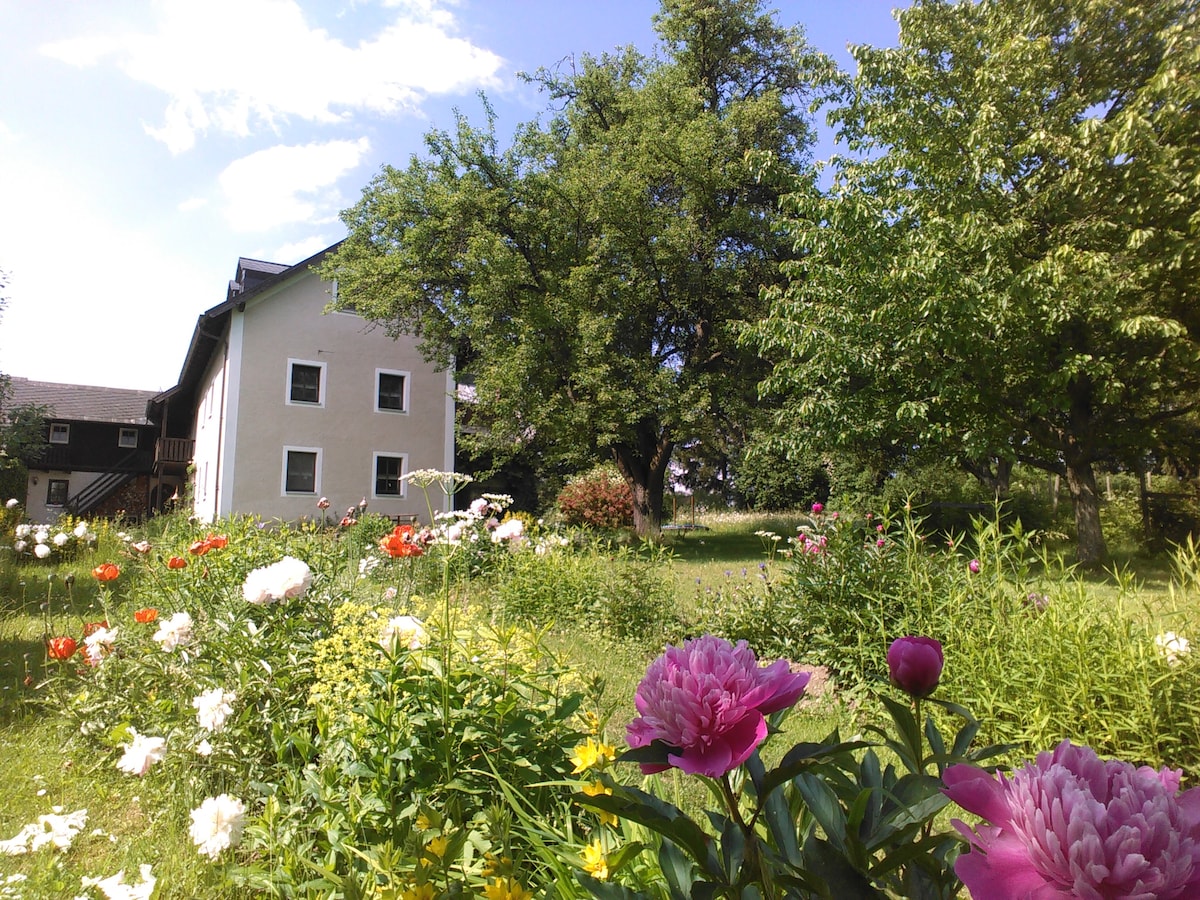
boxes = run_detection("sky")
[0,0,904,392]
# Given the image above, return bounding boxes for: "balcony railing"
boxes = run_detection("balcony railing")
[155,437,194,467]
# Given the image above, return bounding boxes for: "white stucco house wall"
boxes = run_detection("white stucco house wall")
[152,245,455,524]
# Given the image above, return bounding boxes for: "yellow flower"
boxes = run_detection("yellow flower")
[581,780,618,827]
[570,738,616,774]
[415,811,434,831]
[581,840,609,881]
[426,835,449,859]
[482,852,513,877]
[482,877,534,900]
[398,884,437,900]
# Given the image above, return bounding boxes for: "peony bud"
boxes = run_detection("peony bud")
[887,636,944,699]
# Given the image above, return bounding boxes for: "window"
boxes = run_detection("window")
[46,479,69,506]
[375,369,409,413]
[282,447,321,495]
[118,428,139,449]
[287,360,326,406]
[49,422,70,444]
[373,453,407,498]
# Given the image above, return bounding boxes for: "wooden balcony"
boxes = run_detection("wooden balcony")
[154,437,194,468]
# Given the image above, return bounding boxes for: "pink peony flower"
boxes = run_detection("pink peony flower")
[887,636,944,698]
[968,558,981,574]
[944,741,1200,899]
[626,635,809,778]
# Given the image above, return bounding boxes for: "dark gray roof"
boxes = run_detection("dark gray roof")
[7,377,157,425]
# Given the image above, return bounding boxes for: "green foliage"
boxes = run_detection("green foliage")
[493,539,678,647]
[245,605,588,897]
[750,0,1200,567]
[558,465,635,530]
[730,441,828,512]
[321,0,835,535]
[701,506,1200,775]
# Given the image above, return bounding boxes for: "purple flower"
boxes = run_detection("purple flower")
[944,741,1200,899]
[887,636,944,698]
[626,636,809,778]
[969,558,981,574]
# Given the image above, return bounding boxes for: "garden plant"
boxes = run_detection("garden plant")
[1,485,1199,899]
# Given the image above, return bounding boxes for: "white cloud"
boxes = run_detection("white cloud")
[178,196,208,212]
[218,137,371,232]
[40,0,505,154]
[273,236,334,264]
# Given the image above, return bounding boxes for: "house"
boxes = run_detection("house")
[149,245,455,524]
[8,377,162,522]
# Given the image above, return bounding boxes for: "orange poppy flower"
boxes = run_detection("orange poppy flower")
[205,533,229,549]
[82,620,109,637]
[133,608,159,624]
[379,524,425,558]
[167,556,188,569]
[47,636,77,661]
[189,539,211,555]
[92,562,120,582]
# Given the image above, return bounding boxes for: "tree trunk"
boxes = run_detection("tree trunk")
[612,427,674,541]
[1064,456,1108,567]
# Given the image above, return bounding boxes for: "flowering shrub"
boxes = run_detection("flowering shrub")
[6,516,95,562]
[556,465,634,529]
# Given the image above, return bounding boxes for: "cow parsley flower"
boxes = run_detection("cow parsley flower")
[944,740,1200,899]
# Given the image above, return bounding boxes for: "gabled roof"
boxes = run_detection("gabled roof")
[150,242,343,416]
[7,377,157,425]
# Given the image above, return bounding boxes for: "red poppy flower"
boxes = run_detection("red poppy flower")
[82,620,109,637]
[340,516,357,528]
[47,636,78,660]
[205,533,229,549]
[92,562,120,582]
[189,539,212,555]
[379,525,425,558]
[167,556,188,569]
[133,608,159,624]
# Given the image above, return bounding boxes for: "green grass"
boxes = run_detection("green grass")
[0,509,1192,897]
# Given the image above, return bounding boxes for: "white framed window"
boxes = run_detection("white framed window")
[49,422,70,444]
[286,359,326,407]
[375,368,410,414]
[372,452,408,498]
[118,428,139,449]
[46,479,69,506]
[282,446,322,495]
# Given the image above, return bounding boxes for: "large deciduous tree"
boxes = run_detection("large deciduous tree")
[751,0,1200,565]
[322,0,831,537]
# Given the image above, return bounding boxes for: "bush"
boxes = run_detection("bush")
[699,505,1200,775]
[493,539,678,646]
[556,465,633,529]
[730,442,829,511]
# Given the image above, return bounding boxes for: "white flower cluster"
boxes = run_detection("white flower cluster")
[153,612,193,652]
[116,728,166,777]
[242,556,312,604]
[380,614,427,651]
[193,687,235,732]
[1155,631,1190,666]
[81,863,156,900]
[0,807,88,854]
[189,794,245,860]
[10,520,94,559]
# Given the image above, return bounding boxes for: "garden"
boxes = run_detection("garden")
[2,470,1200,900]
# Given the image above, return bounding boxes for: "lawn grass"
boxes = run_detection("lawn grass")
[0,509,1190,897]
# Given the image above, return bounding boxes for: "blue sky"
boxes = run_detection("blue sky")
[0,1,903,391]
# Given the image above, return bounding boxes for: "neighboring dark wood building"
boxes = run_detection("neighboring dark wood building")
[8,378,188,522]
